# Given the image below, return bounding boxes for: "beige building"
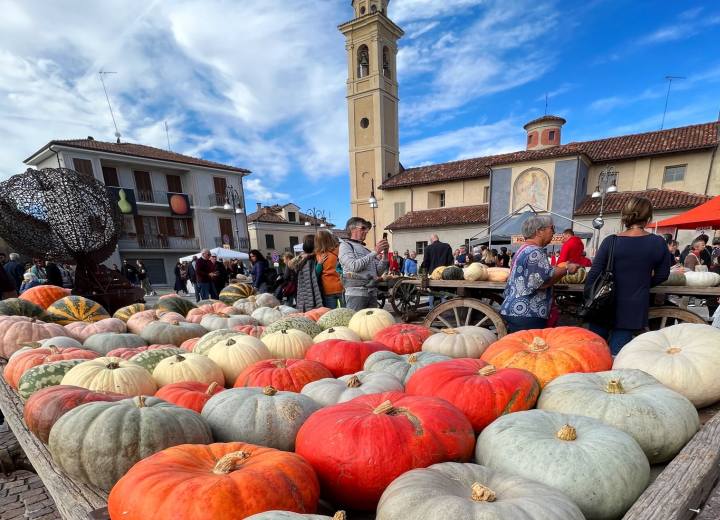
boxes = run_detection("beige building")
[247,203,335,260]
[340,2,720,257]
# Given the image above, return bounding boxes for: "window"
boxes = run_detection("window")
[265,234,275,249]
[289,236,299,248]
[428,191,446,209]
[360,117,370,129]
[663,165,686,183]
[548,130,556,141]
[371,4,377,12]
[527,134,533,144]
[102,166,119,186]
[287,211,297,222]
[133,171,153,202]
[483,186,490,203]
[166,174,183,193]
[394,202,406,219]
[360,6,366,14]
[439,192,446,208]
[213,177,227,198]
[415,241,426,255]
[73,158,93,176]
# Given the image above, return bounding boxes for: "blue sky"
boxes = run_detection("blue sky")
[1,0,719,227]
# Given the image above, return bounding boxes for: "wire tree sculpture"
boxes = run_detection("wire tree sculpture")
[0,168,143,310]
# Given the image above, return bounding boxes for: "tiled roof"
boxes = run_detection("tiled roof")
[524,115,567,129]
[247,210,287,223]
[247,205,335,227]
[381,121,720,190]
[574,189,712,216]
[26,139,250,174]
[386,204,489,230]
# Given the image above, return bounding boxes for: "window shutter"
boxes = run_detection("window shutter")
[133,215,144,236]
[157,217,169,236]
[186,218,195,238]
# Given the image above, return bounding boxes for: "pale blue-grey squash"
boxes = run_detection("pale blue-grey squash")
[83,333,147,355]
[376,462,584,520]
[363,350,451,384]
[475,409,649,520]
[301,371,403,407]
[246,512,344,520]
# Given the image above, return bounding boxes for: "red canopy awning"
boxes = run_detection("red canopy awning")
[650,195,720,230]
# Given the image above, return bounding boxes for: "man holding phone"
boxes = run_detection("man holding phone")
[339,217,389,311]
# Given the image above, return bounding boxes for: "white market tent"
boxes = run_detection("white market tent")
[179,247,249,262]
[293,244,303,253]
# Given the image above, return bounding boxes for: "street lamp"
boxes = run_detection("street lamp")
[591,165,619,250]
[368,179,378,244]
[224,185,248,252]
[304,207,328,232]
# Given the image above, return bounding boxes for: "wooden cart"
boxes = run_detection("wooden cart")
[388,277,718,336]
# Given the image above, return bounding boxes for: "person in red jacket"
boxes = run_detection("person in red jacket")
[558,229,585,265]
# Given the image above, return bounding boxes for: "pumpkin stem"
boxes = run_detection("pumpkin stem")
[478,365,496,376]
[263,386,278,396]
[373,400,395,415]
[175,355,186,362]
[206,382,219,395]
[135,395,146,408]
[605,379,625,394]
[365,310,374,315]
[407,353,418,364]
[226,339,236,346]
[272,360,286,368]
[328,328,335,333]
[106,362,121,370]
[529,337,549,352]
[471,482,496,502]
[20,341,42,349]
[281,329,289,334]
[667,347,682,354]
[171,320,180,326]
[346,375,362,388]
[441,329,458,335]
[332,513,347,520]
[48,346,60,354]
[556,424,577,441]
[212,450,251,474]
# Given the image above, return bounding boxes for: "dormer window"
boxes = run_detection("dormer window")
[288,211,296,222]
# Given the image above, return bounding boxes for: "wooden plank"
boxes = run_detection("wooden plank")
[622,410,720,520]
[0,368,108,520]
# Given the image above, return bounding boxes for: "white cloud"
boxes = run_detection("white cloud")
[244,178,289,202]
[390,0,487,24]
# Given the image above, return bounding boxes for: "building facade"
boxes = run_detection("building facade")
[340,2,720,258]
[24,139,251,285]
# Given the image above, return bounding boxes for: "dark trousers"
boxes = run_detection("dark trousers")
[588,323,636,356]
[502,315,548,333]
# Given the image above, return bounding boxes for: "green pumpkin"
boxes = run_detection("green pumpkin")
[219,283,256,304]
[661,272,686,286]
[155,296,196,318]
[18,359,86,399]
[441,266,464,281]
[317,308,356,330]
[46,296,110,325]
[262,317,322,338]
[0,298,51,321]
[113,304,147,322]
[560,267,587,284]
[129,347,185,373]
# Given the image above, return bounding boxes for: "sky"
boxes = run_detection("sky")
[1,0,719,226]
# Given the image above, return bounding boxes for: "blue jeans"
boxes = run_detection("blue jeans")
[197,282,212,300]
[588,323,636,356]
[323,294,344,309]
[502,315,548,333]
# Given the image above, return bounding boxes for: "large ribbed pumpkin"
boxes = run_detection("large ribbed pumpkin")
[112,303,146,323]
[0,298,51,320]
[301,371,404,408]
[205,335,272,386]
[348,308,395,340]
[373,324,433,355]
[84,333,148,356]
[364,351,452,384]
[5,346,98,389]
[49,396,212,491]
[186,302,235,323]
[262,329,314,359]
[46,296,109,325]
[235,359,332,393]
[154,381,225,413]
[232,324,266,338]
[61,357,158,395]
[463,263,488,281]
[0,316,69,358]
[220,283,256,304]
[421,326,496,358]
[155,296,197,317]
[481,327,612,387]
[305,339,386,378]
[19,285,70,309]
[441,266,464,280]
[64,318,126,343]
[23,385,125,443]
[485,267,510,282]
[153,353,225,387]
[406,359,540,432]
[200,313,256,331]
[313,326,361,343]
[140,320,206,347]
[295,391,475,511]
[107,442,320,520]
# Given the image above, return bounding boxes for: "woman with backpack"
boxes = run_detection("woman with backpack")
[315,229,344,308]
[292,235,323,312]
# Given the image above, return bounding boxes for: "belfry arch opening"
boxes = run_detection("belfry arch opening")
[357,45,369,78]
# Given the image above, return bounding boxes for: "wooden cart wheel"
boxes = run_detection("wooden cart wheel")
[390,280,421,321]
[423,298,507,338]
[647,306,707,330]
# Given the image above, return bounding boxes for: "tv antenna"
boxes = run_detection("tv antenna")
[660,75,685,130]
[544,92,549,115]
[164,121,172,151]
[98,70,122,143]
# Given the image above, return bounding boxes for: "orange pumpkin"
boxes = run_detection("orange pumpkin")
[180,337,200,352]
[304,307,331,322]
[154,381,224,413]
[232,325,266,338]
[5,346,98,389]
[186,303,234,324]
[480,326,612,387]
[19,286,70,309]
[107,442,320,520]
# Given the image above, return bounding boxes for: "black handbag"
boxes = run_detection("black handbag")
[579,235,617,319]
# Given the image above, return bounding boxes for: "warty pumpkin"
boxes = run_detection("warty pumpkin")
[234,359,332,393]
[348,308,395,340]
[262,316,322,338]
[46,296,109,324]
[305,339,386,378]
[363,350,452,384]
[421,326,496,358]
[295,391,475,511]
[193,329,240,355]
[154,381,224,413]
[49,396,212,491]
[17,359,86,399]
[0,316,69,358]
[5,346,98,389]
[481,326,612,387]
[153,353,225,387]
[317,308,356,330]
[107,442,320,520]
[130,347,185,373]
[202,386,320,451]
[302,371,404,407]
[61,357,158,395]
[373,323,433,354]
[475,410,650,520]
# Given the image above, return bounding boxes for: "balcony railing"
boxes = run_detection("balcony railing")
[208,193,226,207]
[214,236,250,250]
[133,190,194,205]
[118,235,200,250]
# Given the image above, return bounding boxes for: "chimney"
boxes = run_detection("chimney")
[523,115,566,151]
[256,202,262,212]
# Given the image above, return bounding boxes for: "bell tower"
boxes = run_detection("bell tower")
[339,0,403,242]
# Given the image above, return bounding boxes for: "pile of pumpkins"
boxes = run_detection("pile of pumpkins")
[432,263,511,283]
[1,282,720,519]
[661,268,720,287]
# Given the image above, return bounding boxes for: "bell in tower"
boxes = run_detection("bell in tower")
[352,0,389,18]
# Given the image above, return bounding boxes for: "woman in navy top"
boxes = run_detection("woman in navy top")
[585,196,671,355]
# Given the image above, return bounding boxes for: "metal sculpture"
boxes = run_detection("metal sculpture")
[0,167,143,311]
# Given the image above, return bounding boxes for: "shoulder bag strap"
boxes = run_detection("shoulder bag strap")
[605,235,617,273]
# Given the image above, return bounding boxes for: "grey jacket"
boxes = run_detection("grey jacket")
[338,239,388,297]
[292,255,323,311]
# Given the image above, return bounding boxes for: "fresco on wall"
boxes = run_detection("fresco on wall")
[513,169,550,211]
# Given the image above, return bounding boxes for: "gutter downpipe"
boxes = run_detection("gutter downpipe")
[48,145,62,168]
[704,142,718,195]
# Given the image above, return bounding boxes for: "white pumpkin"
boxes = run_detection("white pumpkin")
[9,335,84,360]
[261,329,313,359]
[61,357,157,395]
[363,350,452,384]
[348,308,395,340]
[376,462,584,520]
[537,369,699,463]
[251,307,283,326]
[254,294,281,308]
[613,324,720,407]
[301,371,404,407]
[233,297,259,315]
[684,271,720,287]
[200,313,257,331]
[152,353,225,387]
[277,305,300,316]
[476,409,650,520]
[205,335,272,385]
[313,326,361,343]
[422,326,496,358]
[463,263,488,282]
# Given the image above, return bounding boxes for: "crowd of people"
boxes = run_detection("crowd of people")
[0,254,74,298]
